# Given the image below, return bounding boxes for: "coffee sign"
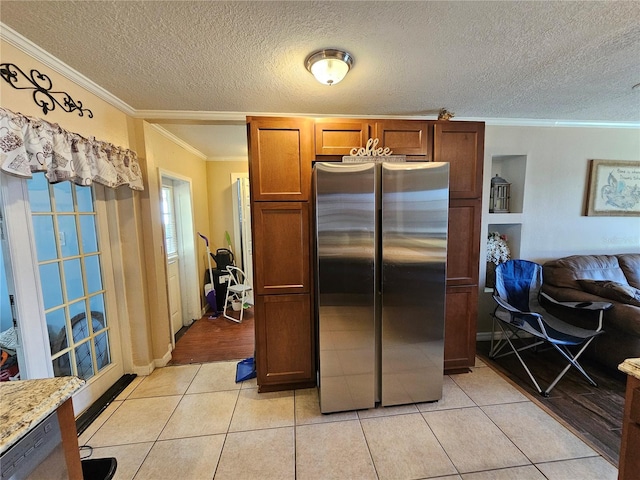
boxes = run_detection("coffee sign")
[350,138,392,157]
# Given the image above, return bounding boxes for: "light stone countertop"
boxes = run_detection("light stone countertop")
[0,376,84,454]
[619,358,640,381]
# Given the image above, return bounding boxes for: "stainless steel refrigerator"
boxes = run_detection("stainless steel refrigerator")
[314,161,449,413]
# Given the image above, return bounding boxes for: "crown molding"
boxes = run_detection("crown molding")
[148,124,207,160]
[469,117,640,129]
[135,110,247,123]
[206,156,249,162]
[1,23,137,116]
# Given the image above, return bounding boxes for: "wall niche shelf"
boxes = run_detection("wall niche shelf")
[488,212,523,224]
[490,154,527,214]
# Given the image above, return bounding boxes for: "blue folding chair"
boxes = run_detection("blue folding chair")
[489,259,612,396]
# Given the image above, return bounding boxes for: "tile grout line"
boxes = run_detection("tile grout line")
[478,353,619,468]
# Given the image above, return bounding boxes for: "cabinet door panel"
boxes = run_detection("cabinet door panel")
[444,285,477,373]
[447,200,481,286]
[255,294,313,386]
[253,202,310,294]
[434,122,484,199]
[315,120,371,156]
[248,117,312,201]
[374,120,429,157]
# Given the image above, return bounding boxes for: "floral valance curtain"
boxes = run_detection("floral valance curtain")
[0,107,144,191]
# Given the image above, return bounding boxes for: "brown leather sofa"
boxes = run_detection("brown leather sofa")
[541,253,640,371]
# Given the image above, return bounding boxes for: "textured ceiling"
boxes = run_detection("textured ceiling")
[1,1,639,157]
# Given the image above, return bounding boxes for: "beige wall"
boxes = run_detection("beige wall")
[206,160,249,254]
[145,125,212,307]
[1,41,131,148]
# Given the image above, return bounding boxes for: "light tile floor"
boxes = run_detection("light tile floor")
[79,358,618,480]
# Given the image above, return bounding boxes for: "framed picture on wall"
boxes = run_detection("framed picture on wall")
[585,159,640,216]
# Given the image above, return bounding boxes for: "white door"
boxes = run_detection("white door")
[231,175,253,304]
[0,171,124,414]
[160,173,200,345]
[167,258,182,338]
[161,183,183,343]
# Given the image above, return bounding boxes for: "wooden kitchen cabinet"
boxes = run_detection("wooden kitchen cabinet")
[254,293,314,391]
[247,116,313,201]
[374,120,430,157]
[618,363,640,480]
[447,200,481,287]
[252,202,310,295]
[314,119,430,159]
[434,121,484,199]
[435,121,484,372]
[444,284,478,373]
[248,116,484,390]
[314,119,371,156]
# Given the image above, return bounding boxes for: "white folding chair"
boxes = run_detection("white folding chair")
[223,266,252,323]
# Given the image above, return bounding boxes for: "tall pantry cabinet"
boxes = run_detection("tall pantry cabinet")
[247,117,316,391]
[247,116,484,392]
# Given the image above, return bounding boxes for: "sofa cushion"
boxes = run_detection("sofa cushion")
[618,254,640,289]
[543,255,629,290]
[577,279,640,307]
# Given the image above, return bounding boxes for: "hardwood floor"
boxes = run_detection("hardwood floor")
[169,307,255,364]
[476,340,626,466]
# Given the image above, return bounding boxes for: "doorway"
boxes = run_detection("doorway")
[169,170,255,365]
[159,171,200,348]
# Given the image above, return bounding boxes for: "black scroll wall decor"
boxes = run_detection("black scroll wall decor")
[0,63,93,118]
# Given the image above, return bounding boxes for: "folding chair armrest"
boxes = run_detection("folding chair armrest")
[492,295,541,317]
[539,292,612,311]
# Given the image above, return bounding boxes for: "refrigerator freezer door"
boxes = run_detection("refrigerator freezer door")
[381,162,449,406]
[315,162,377,413]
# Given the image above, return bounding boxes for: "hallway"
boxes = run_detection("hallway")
[169,308,254,365]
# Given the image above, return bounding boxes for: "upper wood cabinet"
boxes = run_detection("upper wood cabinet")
[314,119,429,158]
[374,120,430,157]
[252,202,310,295]
[315,119,371,156]
[433,122,484,199]
[247,117,313,201]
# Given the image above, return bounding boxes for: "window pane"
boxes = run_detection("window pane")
[63,258,84,301]
[53,351,72,377]
[69,301,89,343]
[27,174,52,212]
[46,308,67,355]
[40,263,63,309]
[89,294,106,327]
[94,331,111,372]
[53,182,74,212]
[161,186,178,256]
[76,186,94,213]
[57,215,80,257]
[79,215,98,253]
[75,341,94,380]
[85,256,103,293]
[32,215,57,261]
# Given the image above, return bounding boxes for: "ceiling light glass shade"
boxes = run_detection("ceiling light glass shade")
[305,49,353,86]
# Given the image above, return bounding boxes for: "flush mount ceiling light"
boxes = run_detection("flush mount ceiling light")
[305,49,354,86]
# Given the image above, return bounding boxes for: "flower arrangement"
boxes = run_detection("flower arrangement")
[487,231,511,265]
